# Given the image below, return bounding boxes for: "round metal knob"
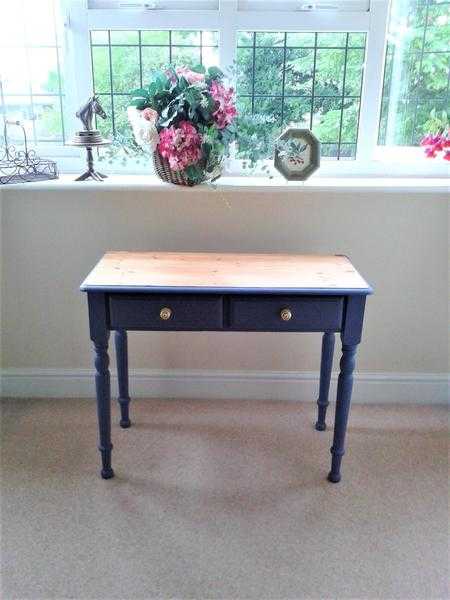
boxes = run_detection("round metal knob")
[280,308,292,321]
[159,307,172,321]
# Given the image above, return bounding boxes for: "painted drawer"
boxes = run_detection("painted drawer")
[109,294,223,331]
[229,295,343,332]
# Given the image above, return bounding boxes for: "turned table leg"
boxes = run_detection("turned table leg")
[115,329,131,428]
[327,295,366,483]
[315,332,335,431]
[328,343,358,483]
[88,293,114,479]
[94,337,114,479]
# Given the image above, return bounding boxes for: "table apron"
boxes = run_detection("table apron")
[108,293,344,332]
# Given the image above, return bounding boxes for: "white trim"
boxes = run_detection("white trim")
[88,8,222,28]
[66,1,93,136]
[1,368,448,404]
[235,10,370,30]
[356,0,390,162]
[0,173,447,191]
[218,0,238,77]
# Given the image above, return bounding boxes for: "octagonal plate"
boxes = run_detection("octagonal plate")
[274,128,321,181]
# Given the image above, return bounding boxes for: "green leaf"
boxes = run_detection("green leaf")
[130,98,148,109]
[202,141,212,159]
[177,76,189,91]
[130,88,149,97]
[154,70,169,89]
[184,86,202,108]
[185,164,203,184]
[191,64,206,74]
[207,66,224,80]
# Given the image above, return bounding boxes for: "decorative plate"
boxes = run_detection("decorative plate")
[274,128,320,181]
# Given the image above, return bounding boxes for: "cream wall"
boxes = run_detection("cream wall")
[1,183,448,385]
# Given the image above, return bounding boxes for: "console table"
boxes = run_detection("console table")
[81,251,372,483]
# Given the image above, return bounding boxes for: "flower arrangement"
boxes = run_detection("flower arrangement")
[128,65,237,185]
[420,109,450,161]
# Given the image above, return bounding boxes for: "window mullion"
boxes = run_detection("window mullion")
[65,1,93,137]
[356,0,390,162]
[218,0,238,77]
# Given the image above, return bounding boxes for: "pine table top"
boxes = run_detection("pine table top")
[80,251,372,295]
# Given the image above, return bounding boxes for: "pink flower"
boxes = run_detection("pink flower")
[444,151,450,161]
[420,134,433,146]
[209,80,237,129]
[157,121,202,171]
[141,107,158,123]
[420,131,450,160]
[176,66,205,85]
[424,147,437,158]
[165,68,178,84]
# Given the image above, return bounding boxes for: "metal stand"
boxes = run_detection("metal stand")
[68,130,111,182]
[76,147,108,182]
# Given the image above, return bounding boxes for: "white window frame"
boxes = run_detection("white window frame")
[51,0,450,176]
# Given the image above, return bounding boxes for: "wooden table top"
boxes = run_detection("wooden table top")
[80,251,372,294]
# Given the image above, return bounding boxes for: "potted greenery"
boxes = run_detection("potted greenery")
[128,65,237,186]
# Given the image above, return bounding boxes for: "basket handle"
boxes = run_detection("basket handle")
[4,120,29,163]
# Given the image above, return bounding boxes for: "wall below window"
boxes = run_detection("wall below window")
[1,183,448,403]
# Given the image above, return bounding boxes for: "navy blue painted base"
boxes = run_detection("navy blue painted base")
[86,290,367,483]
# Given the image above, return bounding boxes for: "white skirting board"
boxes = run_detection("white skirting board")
[1,368,448,404]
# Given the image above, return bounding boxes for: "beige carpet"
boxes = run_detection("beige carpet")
[1,398,448,600]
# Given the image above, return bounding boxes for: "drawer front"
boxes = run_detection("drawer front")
[229,295,343,332]
[109,294,223,330]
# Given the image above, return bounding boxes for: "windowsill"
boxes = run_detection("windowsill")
[0,173,448,193]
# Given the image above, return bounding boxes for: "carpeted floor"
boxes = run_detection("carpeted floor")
[1,397,448,600]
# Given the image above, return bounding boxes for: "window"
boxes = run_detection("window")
[378,0,450,147]
[236,31,366,160]
[0,0,448,176]
[0,0,66,149]
[90,29,219,139]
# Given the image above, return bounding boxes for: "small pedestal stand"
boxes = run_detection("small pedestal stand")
[69,131,111,182]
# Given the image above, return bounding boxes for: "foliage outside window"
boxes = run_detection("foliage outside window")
[378,0,450,146]
[235,31,366,161]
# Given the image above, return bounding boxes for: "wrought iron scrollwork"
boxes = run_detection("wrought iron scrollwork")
[0,120,58,185]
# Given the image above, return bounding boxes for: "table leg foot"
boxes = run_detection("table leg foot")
[315,420,327,431]
[118,396,131,428]
[119,416,131,429]
[327,471,341,483]
[101,467,115,479]
[98,442,114,478]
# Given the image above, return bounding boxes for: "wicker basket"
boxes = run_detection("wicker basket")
[153,151,221,186]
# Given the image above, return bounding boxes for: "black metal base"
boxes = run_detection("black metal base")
[75,146,108,182]
[76,169,107,182]
[315,421,326,431]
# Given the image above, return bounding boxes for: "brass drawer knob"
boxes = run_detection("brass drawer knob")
[280,308,292,321]
[159,307,172,321]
